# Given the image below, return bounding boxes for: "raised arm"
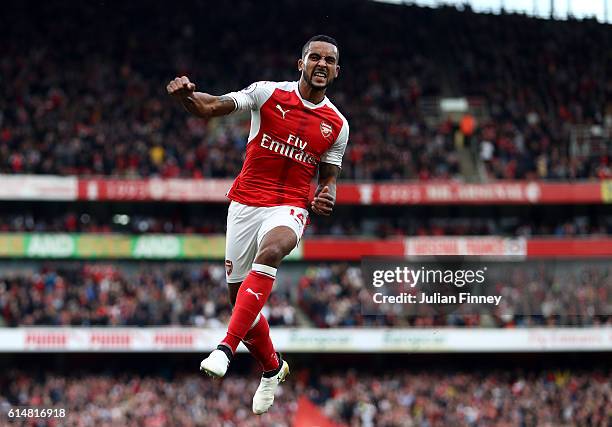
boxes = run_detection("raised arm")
[166,76,235,118]
[310,162,340,216]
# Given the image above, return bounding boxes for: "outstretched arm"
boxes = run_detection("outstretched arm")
[166,76,235,118]
[311,162,340,216]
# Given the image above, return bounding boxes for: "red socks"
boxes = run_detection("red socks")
[242,314,279,371]
[221,264,277,357]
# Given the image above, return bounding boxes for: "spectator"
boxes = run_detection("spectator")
[0,368,608,426]
[0,264,295,327]
[1,1,610,181]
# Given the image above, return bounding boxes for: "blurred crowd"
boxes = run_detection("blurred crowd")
[1,368,609,426]
[310,369,610,427]
[307,211,612,238]
[298,263,611,328]
[1,209,610,237]
[1,370,294,427]
[2,1,611,181]
[0,212,226,235]
[0,264,295,327]
[0,261,608,328]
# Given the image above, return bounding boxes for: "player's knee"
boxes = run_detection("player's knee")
[228,282,241,307]
[255,244,286,266]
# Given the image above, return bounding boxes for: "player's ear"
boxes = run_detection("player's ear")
[297,58,304,72]
[334,65,340,78]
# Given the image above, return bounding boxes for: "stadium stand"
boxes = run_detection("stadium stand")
[0,207,611,236]
[0,261,608,328]
[1,0,611,180]
[297,263,611,327]
[1,367,609,426]
[0,211,610,236]
[0,0,610,425]
[0,264,295,327]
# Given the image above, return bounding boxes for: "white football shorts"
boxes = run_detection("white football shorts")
[225,200,308,283]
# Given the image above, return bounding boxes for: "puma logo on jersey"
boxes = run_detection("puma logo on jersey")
[276,104,290,119]
[246,288,263,300]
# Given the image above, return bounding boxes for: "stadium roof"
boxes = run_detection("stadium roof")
[375,0,610,23]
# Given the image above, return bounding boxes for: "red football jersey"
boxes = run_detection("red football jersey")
[224,81,349,208]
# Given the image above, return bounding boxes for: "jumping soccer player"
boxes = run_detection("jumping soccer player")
[167,35,348,414]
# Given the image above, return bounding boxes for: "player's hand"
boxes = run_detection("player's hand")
[166,76,196,99]
[311,186,335,216]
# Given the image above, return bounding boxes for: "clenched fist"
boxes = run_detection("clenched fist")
[166,76,196,99]
[310,185,335,216]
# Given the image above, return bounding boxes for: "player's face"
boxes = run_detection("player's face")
[298,41,340,90]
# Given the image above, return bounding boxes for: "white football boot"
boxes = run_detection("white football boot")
[252,355,290,414]
[200,349,230,378]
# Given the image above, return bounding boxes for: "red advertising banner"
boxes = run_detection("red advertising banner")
[0,175,608,204]
[526,238,612,258]
[78,179,609,204]
[302,237,612,260]
[302,239,406,260]
[78,178,233,201]
[336,181,604,205]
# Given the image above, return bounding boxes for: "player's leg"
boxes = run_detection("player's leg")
[204,204,306,413]
[228,282,280,373]
[219,225,296,354]
[223,226,295,414]
[223,205,307,358]
[200,201,259,378]
[214,204,306,351]
[247,206,308,414]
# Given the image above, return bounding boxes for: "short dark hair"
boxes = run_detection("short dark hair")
[302,35,340,61]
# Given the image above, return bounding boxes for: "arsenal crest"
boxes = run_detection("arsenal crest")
[225,260,233,276]
[320,122,333,138]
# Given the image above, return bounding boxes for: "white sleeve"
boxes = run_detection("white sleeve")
[320,120,349,167]
[223,81,275,113]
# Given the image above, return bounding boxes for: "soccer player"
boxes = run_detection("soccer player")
[167,35,348,414]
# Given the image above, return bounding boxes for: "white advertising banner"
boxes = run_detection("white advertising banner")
[404,237,527,257]
[0,328,608,353]
[0,175,77,200]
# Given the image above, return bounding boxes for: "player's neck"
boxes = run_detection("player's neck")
[298,79,326,105]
